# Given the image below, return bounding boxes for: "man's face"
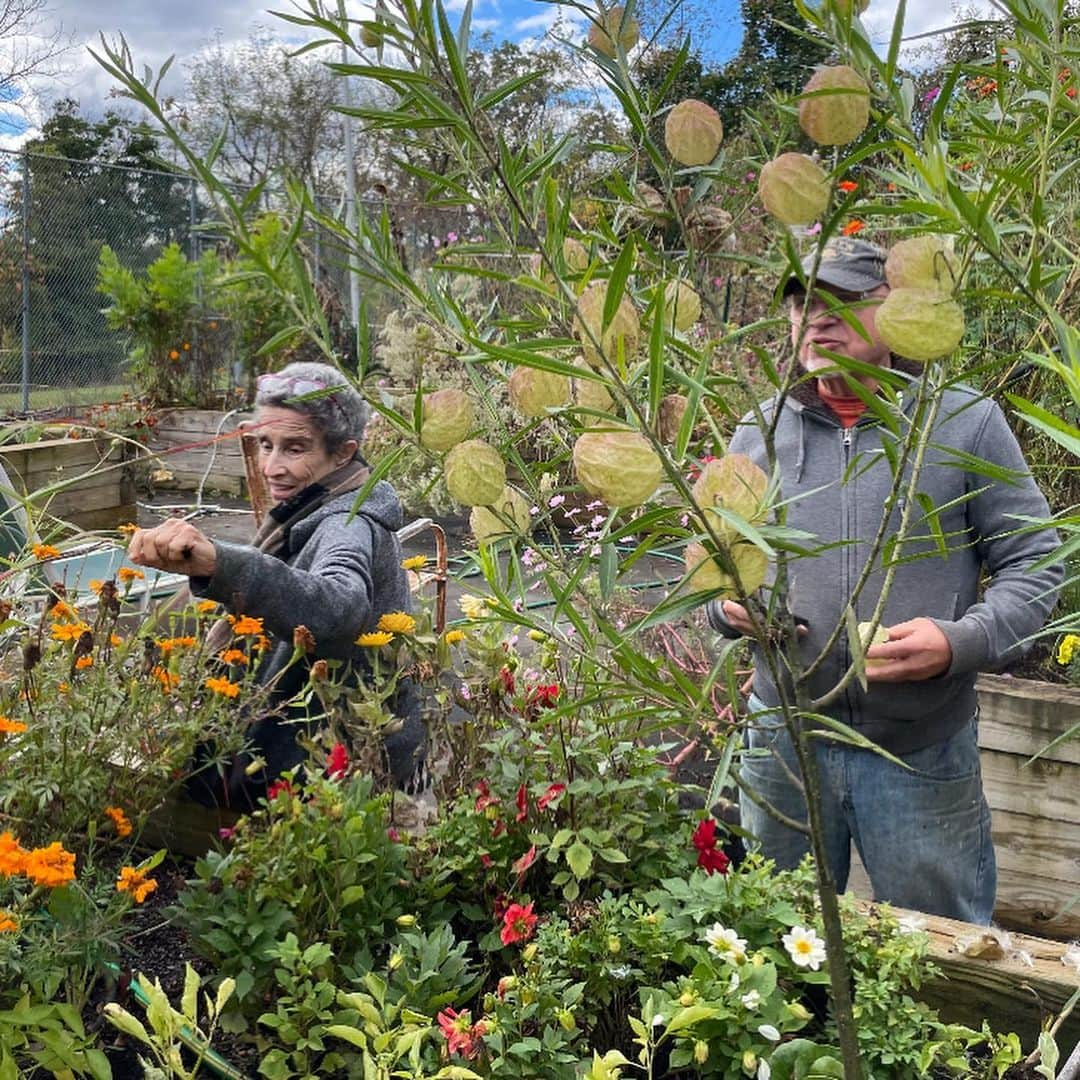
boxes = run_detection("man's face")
[789,284,891,388]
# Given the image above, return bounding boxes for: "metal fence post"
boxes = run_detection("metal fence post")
[20,152,30,413]
[189,177,197,262]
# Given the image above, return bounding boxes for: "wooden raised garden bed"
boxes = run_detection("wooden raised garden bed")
[0,436,134,531]
[147,408,252,497]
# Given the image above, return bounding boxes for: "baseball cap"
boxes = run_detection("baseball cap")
[782,237,887,297]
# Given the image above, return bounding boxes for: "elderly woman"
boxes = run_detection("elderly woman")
[128,361,423,805]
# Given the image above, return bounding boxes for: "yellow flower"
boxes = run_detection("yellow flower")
[206,676,240,698]
[0,716,27,735]
[196,600,218,614]
[0,910,17,933]
[459,595,488,620]
[117,567,145,584]
[23,842,76,888]
[31,543,60,560]
[57,681,69,694]
[377,611,416,635]
[229,615,264,636]
[401,554,427,571]
[75,656,93,670]
[219,648,248,666]
[444,629,466,645]
[104,806,132,838]
[116,865,157,903]
[1057,634,1080,666]
[356,631,394,648]
[51,622,91,642]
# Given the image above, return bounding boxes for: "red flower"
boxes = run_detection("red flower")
[537,783,566,811]
[499,666,515,694]
[474,780,499,814]
[512,844,537,879]
[515,784,528,822]
[840,219,865,236]
[837,179,858,193]
[267,779,293,801]
[530,683,560,708]
[387,827,401,843]
[327,742,349,780]
[480,853,493,869]
[437,1007,486,1059]
[692,817,731,875]
[501,900,538,946]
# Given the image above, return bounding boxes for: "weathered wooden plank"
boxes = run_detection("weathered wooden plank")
[994,867,1080,939]
[990,807,1080,889]
[981,748,1080,823]
[978,675,1080,765]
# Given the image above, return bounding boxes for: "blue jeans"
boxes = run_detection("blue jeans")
[738,697,996,924]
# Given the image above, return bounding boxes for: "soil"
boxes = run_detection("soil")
[86,854,261,1080]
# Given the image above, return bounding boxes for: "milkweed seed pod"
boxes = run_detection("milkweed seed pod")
[573,281,641,367]
[664,280,702,332]
[685,540,768,598]
[573,429,662,507]
[445,439,507,506]
[798,65,871,147]
[856,621,890,668]
[419,388,474,451]
[508,366,570,418]
[758,153,830,225]
[587,4,640,56]
[875,287,966,362]
[658,393,690,444]
[885,235,961,292]
[570,355,615,413]
[684,204,735,254]
[471,486,532,546]
[665,99,724,167]
[691,454,769,533]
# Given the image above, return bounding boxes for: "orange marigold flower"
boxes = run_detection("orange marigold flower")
[840,219,865,236]
[837,180,858,193]
[51,622,91,642]
[182,342,191,351]
[57,681,69,694]
[196,600,218,614]
[168,349,181,361]
[958,161,973,171]
[109,634,123,647]
[206,676,240,698]
[117,567,145,584]
[293,625,316,653]
[886,182,898,192]
[31,543,60,560]
[229,615,264,636]
[117,865,157,903]
[152,666,180,693]
[75,656,93,670]
[49,600,77,621]
[377,611,416,635]
[156,635,197,656]
[0,832,27,876]
[356,630,394,647]
[219,648,248,666]
[0,716,27,735]
[0,911,17,933]
[104,806,133,838]
[89,580,104,594]
[24,842,76,888]
[117,523,139,537]
[252,634,271,653]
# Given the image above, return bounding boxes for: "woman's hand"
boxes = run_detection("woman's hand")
[127,519,217,577]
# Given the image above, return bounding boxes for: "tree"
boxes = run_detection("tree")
[0,0,70,107]
[0,99,192,389]
[181,30,343,192]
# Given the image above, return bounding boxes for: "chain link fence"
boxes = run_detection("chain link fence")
[0,147,504,416]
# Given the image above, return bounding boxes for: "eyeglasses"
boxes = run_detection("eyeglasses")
[789,288,882,318]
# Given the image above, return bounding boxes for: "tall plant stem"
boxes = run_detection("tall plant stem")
[788,718,863,1080]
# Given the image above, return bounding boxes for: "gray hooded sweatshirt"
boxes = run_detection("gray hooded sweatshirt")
[192,480,424,787]
[710,370,1062,754]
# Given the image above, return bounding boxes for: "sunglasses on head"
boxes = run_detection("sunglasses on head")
[257,373,330,397]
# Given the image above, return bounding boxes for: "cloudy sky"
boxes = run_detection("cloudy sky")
[0,0,967,145]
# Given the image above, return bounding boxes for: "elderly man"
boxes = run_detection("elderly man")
[710,237,1061,923]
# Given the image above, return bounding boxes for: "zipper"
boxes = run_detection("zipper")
[841,425,856,720]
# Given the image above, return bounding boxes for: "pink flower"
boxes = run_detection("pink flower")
[446,231,459,243]
[327,742,349,780]
[501,900,538,945]
[437,1007,486,1058]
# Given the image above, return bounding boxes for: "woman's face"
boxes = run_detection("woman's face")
[254,406,355,503]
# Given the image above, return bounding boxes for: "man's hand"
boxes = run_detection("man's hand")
[127,519,217,577]
[865,617,952,681]
[719,600,808,641]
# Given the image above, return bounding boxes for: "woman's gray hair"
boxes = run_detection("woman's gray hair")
[254,361,370,454]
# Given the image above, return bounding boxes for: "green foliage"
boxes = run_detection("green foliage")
[0,995,111,1080]
[172,773,410,1009]
[97,242,224,407]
